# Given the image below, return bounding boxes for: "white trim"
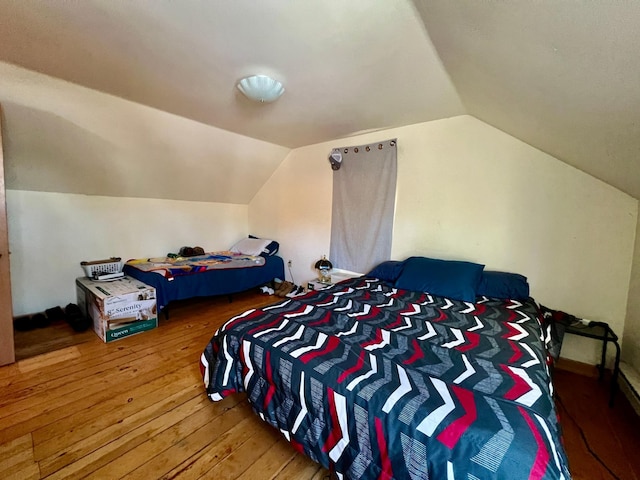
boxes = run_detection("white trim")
[620,362,640,416]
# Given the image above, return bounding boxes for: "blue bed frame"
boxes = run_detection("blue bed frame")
[123,255,284,312]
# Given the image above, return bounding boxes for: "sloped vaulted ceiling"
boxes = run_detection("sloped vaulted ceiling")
[415,0,640,201]
[0,0,638,202]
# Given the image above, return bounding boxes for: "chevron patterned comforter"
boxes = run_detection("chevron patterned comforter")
[201,277,571,479]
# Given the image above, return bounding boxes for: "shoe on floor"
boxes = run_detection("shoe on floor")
[65,303,92,332]
[274,280,291,296]
[45,306,66,323]
[272,279,284,294]
[32,313,50,328]
[13,316,35,331]
[277,281,295,297]
[285,285,305,298]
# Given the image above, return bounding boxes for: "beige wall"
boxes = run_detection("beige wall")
[0,61,289,204]
[7,190,248,316]
[623,217,640,369]
[0,62,285,320]
[249,115,638,365]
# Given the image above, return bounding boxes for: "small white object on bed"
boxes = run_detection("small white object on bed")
[229,237,273,257]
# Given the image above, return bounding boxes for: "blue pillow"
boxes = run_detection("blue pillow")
[366,260,404,283]
[394,256,484,302]
[477,271,529,300]
[248,235,279,256]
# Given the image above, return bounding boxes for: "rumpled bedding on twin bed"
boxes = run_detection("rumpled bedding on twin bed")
[123,254,283,311]
[126,251,265,279]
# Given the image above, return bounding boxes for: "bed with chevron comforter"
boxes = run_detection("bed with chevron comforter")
[200,276,570,479]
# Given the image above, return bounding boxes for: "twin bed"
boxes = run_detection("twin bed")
[123,238,284,312]
[200,257,571,479]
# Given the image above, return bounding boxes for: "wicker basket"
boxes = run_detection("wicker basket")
[80,257,123,278]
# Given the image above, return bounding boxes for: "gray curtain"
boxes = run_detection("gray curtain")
[330,139,397,274]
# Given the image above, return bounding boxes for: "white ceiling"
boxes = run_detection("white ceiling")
[0,0,639,200]
[415,0,640,201]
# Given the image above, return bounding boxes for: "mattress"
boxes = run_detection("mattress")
[201,276,570,479]
[124,254,284,311]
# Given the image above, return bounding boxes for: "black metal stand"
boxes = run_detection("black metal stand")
[564,321,621,407]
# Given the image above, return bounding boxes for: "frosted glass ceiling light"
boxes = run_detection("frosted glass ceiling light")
[237,74,285,103]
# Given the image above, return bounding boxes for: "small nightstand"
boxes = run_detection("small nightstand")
[307,279,332,291]
[564,320,621,407]
[306,270,362,291]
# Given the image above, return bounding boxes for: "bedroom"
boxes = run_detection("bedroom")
[0,1,639,478]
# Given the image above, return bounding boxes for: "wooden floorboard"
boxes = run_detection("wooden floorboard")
[554,366,640,480]
[13,317,96,362]
[2,291,328,480]
[1,289,638,479]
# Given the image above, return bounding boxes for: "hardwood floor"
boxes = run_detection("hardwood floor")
[2,292,328,480]
[2,291,639,479]
[554,364,640,480]
[13,316,96,361]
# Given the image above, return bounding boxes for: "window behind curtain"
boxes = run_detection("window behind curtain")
[329,139,397,274]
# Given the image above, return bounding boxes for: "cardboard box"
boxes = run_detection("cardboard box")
[76,276,157,342]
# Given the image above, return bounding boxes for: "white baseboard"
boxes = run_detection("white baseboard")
[619,361,640,416]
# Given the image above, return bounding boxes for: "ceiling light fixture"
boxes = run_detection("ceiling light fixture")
[237,74,285,103]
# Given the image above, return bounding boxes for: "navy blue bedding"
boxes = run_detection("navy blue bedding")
[201,276,570,479]
[123,255,284,310]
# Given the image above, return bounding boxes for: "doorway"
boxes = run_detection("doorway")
[0,104,15,366]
